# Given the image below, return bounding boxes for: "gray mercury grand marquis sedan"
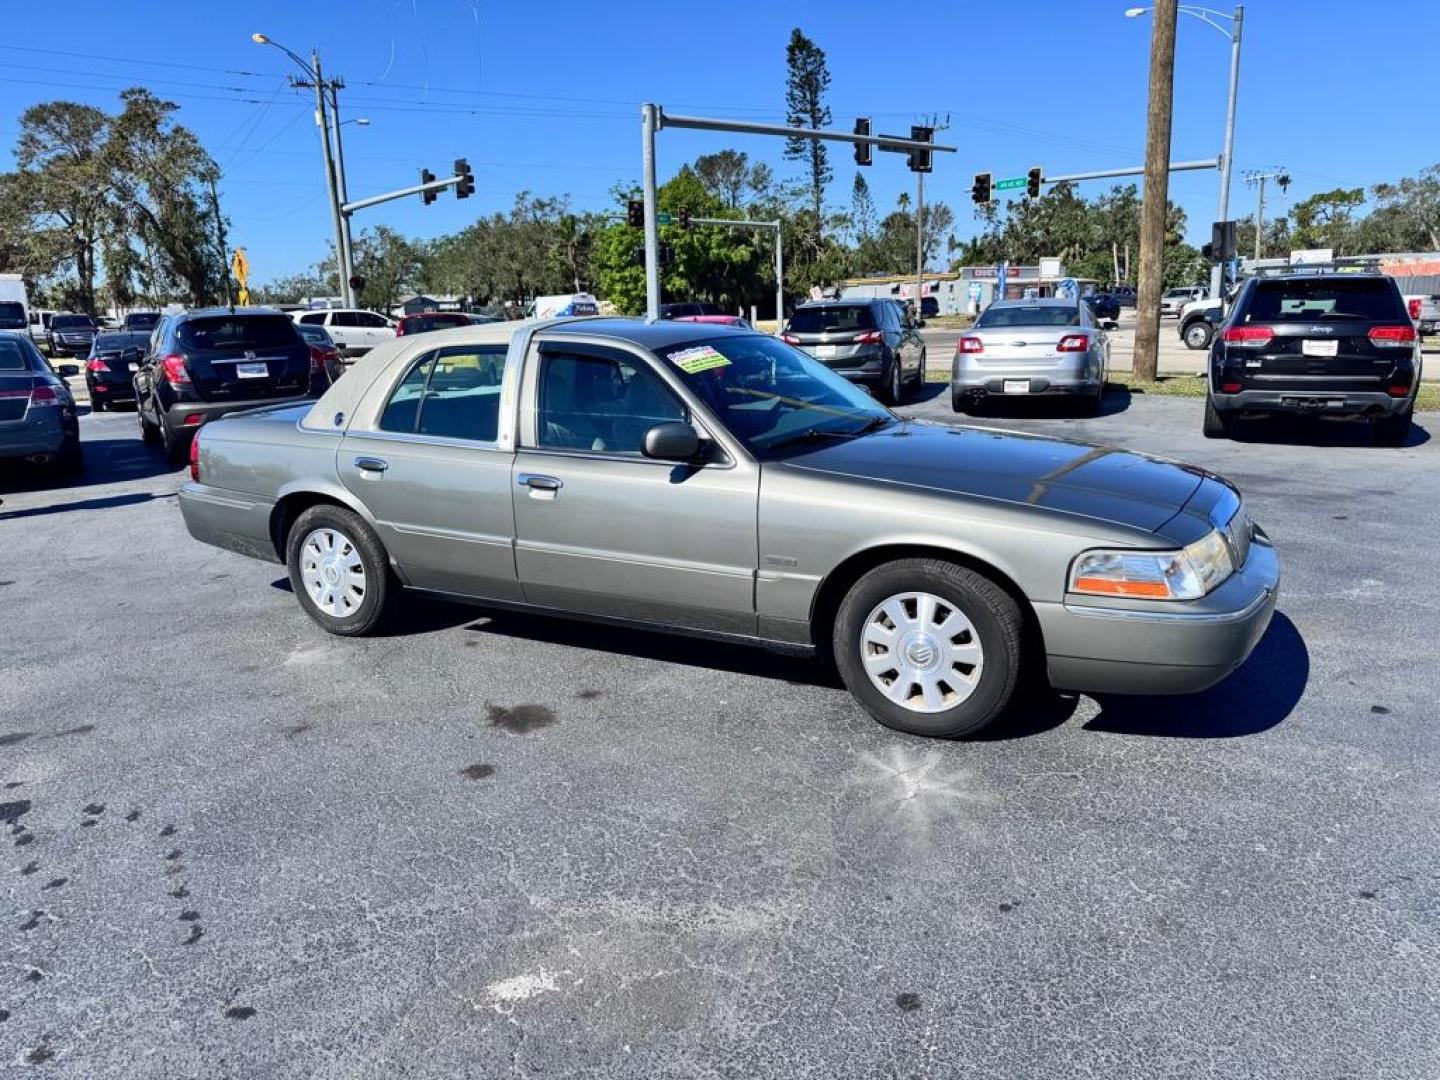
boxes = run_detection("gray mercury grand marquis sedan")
[178,317,1279,738]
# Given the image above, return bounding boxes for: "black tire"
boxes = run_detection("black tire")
[1183,320,1214,350]
[883,358,904,405]
[138,398,162,445]
[1202,394,1232,439]
[54,435,83,477]
[832,558,1024,738]
[286,504,396,637]
[160,416,189,465]
[90,397,105,413]
[911,350,927,387]
[951,390,968,414]
[1374,407,1413,447]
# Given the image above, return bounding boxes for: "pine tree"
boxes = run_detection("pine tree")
[783,29,832,223]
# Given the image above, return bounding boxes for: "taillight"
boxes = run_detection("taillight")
[1056,334,1090,353]
[1222,326,1273,347]
[780,333,800,345]
[29,385,60,407]
[1387,383,1412,397]
[394,324,406,336]
[1368,324,1417,348]
[161,354,191,385]
[86,358,110,373]
[309,346,328,376]
[855,330,882,345]
[957,336,984,354]
[1407,298,1422,320]
[189,429,201,482]
[1220,381,1243,394]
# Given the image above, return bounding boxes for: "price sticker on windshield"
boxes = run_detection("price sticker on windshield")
[668,345,731,375]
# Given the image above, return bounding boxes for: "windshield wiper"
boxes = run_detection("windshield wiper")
[766,416,893,453]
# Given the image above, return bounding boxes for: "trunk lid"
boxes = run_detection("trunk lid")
[176,313,310,403]
[965,328,1077,366]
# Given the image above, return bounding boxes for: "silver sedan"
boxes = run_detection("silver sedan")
[952,298,1108,413]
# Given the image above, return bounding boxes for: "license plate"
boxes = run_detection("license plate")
[236,361,268,378]
[1301,339,1338,357]
[1003,379,1030,394]
[814,344,837,358]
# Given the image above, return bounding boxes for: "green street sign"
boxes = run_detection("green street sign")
[994,177,1027,191]
[656,212,674,225]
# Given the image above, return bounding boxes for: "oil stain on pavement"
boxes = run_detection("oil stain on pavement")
[486,703,556,734]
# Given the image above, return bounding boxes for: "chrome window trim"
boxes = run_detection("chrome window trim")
[343,428,506,454]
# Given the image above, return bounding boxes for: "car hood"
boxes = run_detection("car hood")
[772,420,1207,534]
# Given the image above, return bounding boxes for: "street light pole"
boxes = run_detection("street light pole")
[329,85,357,308]
[1212,6,1243,302]
[252,35,349,309]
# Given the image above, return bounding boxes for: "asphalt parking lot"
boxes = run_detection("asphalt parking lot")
[3,395,1438,1078]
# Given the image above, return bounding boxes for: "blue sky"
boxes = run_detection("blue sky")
[2,0,1437,284]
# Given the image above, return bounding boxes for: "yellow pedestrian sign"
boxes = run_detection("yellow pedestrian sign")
[231,248,250,305]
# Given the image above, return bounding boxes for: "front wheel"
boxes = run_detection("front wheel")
[286,504,396,636]
[832,558,1023,738]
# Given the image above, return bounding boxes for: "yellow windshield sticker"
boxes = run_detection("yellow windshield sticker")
[668,345,731,374]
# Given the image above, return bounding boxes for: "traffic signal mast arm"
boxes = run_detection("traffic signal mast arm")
[341,166,469,215]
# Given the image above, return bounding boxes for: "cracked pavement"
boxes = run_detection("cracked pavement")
[1,398,1437,1077]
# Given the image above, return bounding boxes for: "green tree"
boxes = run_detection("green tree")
[850,173,877,244]
[1369,164,1440,250]
[1290,187,1366,253]
[350,226,421,312]
[783,29,832,222]
[693,150,770,210]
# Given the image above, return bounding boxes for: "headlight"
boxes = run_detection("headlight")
[1069,529,1235,601]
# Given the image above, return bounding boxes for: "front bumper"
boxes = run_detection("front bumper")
[1212,387,1412,419]
[1037,534,1280,695]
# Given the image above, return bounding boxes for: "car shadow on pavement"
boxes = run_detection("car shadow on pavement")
[1083,611,1308,739]
[960,385,1133,421]
[1227,414,1431,449]
[0,437,177,495]
[461,608,844,688]
[0,491,162,522]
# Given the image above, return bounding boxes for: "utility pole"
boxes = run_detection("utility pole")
[1133,0,1179,382]
[327,81,356,308]
[1245,167,1289,260]
[299,51,349,309]
[208,174,232,308]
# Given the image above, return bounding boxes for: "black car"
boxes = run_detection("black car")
[84,331,151,411]
[122,311,162,334]
[1111,286,1137,309]
[659,301,726,319]
[46,313,98,358]
[782,298,926,404]
[1204,271,1419,445]
[1083,293,1121,322]
[134,307,324,463]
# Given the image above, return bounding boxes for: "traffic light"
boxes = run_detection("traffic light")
[971,172,992,205]
[420,168,436,206]
[679,208,691,229]
[853,117,871,167]
[627,199,643,227]
[907,125,934,173]
[1026,167,1043,199]
[454,158,474,199]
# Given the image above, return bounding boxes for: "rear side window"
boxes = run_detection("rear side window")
[176,315,300,351]
[378,345,506,442]
[787,306,876,333]
[0,337,36,370]
[1241,278,1406,322]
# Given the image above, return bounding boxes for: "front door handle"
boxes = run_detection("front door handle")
[354,456,388,474]
[518,473,562,492]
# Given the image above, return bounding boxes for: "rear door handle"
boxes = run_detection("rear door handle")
[518,473,562,492]
[354,456,388,474]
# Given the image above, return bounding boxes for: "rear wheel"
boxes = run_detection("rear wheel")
[54,434,83,477]
[1374,406,1413,447]
[138,398,161,445]
[286,504,396,636]
[911,350,927,387]
[884,359,904,405]
[91,397,105,413]
[1183,320,1214,350]
[1202,394,1233,439]
[160,416,188,465]
[832,558,1023,738]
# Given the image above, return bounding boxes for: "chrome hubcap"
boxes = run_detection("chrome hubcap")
[299,527,366,619]
[859,591,983,713]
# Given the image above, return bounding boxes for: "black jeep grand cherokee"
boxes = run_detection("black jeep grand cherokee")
[1204,272,1419,446]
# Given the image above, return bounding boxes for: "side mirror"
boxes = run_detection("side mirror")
[641,421,701,462]
[57,364,79,378]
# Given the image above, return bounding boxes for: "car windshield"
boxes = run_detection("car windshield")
[657,334,892,456]
[1164,289,1192,298]
[177,314,300,351]
[124,313,160,329]
[975,305,1079,328]
[786,306,876,333]
[0,302,24,329]
[1242,278,1405,322]
[296,324,331,343]
[93,333,147,351]
[51,315,95,329]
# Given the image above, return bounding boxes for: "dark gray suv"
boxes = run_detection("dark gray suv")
[781,298,926,404]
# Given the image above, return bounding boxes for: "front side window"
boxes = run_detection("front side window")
[534,350,685,454]
[333,312,362,327]
[357,312,391,328]
[378,345,505,442]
